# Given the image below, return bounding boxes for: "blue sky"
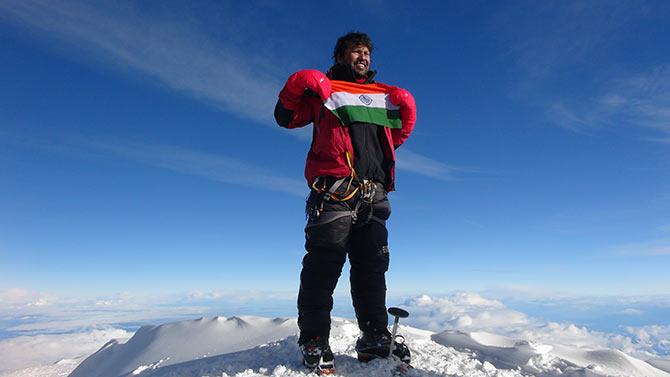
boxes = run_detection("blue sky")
[1,0,670,303]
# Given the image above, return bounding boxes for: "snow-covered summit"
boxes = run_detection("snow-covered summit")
[69,316,298,377]
[62,315,670,377]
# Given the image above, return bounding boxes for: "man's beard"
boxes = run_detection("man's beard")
[351,63,369,78]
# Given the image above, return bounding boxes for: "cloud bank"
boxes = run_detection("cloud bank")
[402,293,531,332]
[0,328,131,373]
[401,292,670,361]
[1,289,669,373]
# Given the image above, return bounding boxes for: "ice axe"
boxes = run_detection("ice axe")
[387,307,409,358]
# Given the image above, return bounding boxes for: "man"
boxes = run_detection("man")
[274,32,416,374]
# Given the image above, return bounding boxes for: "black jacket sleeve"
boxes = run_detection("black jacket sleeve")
[274,99,294,128]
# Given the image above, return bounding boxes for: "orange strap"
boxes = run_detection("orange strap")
[310,151,361,202]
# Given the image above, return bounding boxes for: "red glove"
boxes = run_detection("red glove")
[389,87,416,130]
[280,70,332,109]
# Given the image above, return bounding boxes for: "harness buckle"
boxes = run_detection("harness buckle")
[360,179,377,203]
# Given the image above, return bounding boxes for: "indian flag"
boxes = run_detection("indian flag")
[324,80,401,129]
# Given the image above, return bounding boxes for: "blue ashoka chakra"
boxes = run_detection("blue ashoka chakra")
[358,94,373,106]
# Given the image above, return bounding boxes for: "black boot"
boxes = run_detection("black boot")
[355,329,411,363]
[299,336,335,375]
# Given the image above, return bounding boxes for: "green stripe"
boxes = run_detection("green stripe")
[329,105,402,129]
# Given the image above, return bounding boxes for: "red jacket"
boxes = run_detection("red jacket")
[276,73,415,192]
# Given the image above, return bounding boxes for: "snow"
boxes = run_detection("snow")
[433,330,670,377]
[0,358,81,377]
[3,315,658,377]
[0,328,132,374]
[72,317,526,377]
[400,293,670,363]
[68,316,298,377]
[2,313,669,377]
[649,358,670,373]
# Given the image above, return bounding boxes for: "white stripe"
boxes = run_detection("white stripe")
[324,91,400,111]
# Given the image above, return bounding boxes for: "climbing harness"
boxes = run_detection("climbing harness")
[307,151,384,226]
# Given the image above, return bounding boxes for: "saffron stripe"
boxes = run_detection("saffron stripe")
[330,80,397,95]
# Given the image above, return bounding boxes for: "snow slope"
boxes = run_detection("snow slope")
[0,358,82,377]
[58,315,670,377]
[69,316,298,377]
[433,330,670,377]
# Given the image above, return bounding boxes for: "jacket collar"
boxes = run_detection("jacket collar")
[327,64,376,84]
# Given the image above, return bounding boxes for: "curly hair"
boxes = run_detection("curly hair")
[333,32,374,63]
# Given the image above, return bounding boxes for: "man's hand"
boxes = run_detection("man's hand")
[389,87,416,129]
[284,70,332,101]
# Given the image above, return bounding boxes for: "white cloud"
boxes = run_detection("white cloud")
[0,289,207,333]
[481,285,575,302]
[497,2,648,80]
[546,101,594,133]
[614,239,670,257]
[483,287,670,308]
[83,139,306,197]
[0,288,298,334]
[402,292,532,332]
[543,65,670,137]
[395,148,463,181]
[0,1,457,184]
[75,137,463,193]
[0,288,57,309]
[649,137,670,144]
[0,0,281,125]
[2,289,670,373]
[533,67,670,143]
[401,293,670,361]
[495,2,670,140]
[624,325,670,357]
[504,321,620,353]
[181,289,296,303]
[598,65,670,135]
[0,328,132,374]
[620,308,644,316]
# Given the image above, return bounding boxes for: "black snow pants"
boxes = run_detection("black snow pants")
[297,180,391,342]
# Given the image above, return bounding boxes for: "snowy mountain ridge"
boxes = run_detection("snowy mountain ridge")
[69,316,299,377]
[58,315,670,377]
